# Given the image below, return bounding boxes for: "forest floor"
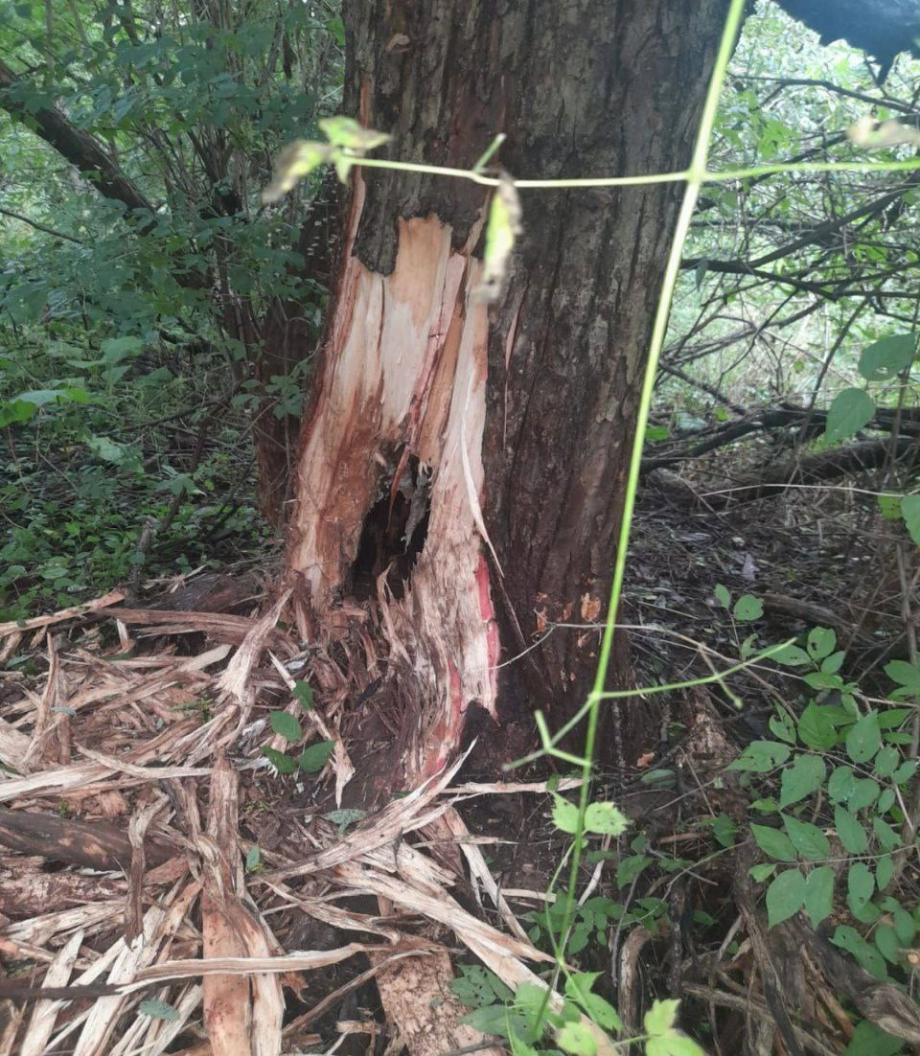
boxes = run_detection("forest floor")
[0,437,917,1055]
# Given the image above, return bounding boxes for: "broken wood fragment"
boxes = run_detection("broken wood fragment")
[0,809,174,871]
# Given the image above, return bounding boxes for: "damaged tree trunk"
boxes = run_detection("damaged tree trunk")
[285,0,730,784]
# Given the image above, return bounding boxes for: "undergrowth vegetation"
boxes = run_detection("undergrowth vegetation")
[0,329,271,616]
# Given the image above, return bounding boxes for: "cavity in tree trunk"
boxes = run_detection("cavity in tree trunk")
[284,0,730,787]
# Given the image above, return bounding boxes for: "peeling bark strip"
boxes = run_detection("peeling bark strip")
[287,0,731,772]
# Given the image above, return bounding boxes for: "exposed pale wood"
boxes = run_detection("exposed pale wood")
[0,589,124,639]
[372,947,504,1056]
[20,929,84,1056]
[202,755,254,1056]
[287,210,497,783]
[0,871,125,918]
[109,605,297,654]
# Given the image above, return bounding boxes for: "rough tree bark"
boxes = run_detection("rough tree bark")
[284,0,732,786]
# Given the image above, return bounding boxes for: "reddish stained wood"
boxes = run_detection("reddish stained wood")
[286,207,496,781]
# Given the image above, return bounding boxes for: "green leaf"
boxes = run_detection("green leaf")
[695,258,709,290]
[835,806,869,853]
[779,754,826,807]
[299,739,335,773]
[564,976,622,1032]
[750,798,779,814]
[797,704,838,750]
[139,998,179,1021]
[261,746,296,774]
[807,627,836,661]
[640,768,676,786]
[100,335,143,363]
[828,766,856,802]
[901,495,920,546]
[584,801,629,836]
[847,862,875,916]
[552,794,580,834]
[772,644,812,667]
[509,1031,541,1056]
[15,387,76,407]
[85,434,134,465]
[462,1005,527,1039]
[728,740,791,773]
[766,868,805,926]
[714,584,731,608]
[782,814,830,860]
[768,710,796,744]
[707,814,737,848]
[270,711,302,742]
[874,923,900,964]
[644,999,680,1036]
[452,965,514,1007]
[821,650,846,675]
[803,866,835,926]
[749,863,775,882]
[884,659,920,691]
[858,333,916,381]
[617,854,651,887]
[325,16,346,45]
[262,140,333,202]
[740,634,758,660]
[878,707,912,728]
[846,712,881,763]
[324,808,367,833]
[515,983,550,1025]
[557,1021,596,1056]
[876,854,894,892]
[751,824,796,862]
[844,1020,904,1056]
[832,925,888,980]
[245,846,262,872]
[893,760,917,784]
[333,153,355,184]
[647,1035,706,1056]
[872,817,901,853]
[849,778,879,811]
[293,680,314,710]
[479,177,522,303]
[873,746,899,778]
[319,116,391,151]
[825,388,875,443]
[891,904,916,945]
[0,398,39,427]
[804,670,843,691]
[733,594,763,622]
[877,494,902,521]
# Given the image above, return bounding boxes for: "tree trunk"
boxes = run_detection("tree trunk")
[285,0,730,787]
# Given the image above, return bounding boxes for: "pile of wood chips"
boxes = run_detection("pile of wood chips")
[0,589,600,1056]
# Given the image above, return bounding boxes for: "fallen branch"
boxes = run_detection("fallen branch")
[643,404,920,471]
[0,590,125,639]
[0,808,174,871]
[651,436,919,507]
